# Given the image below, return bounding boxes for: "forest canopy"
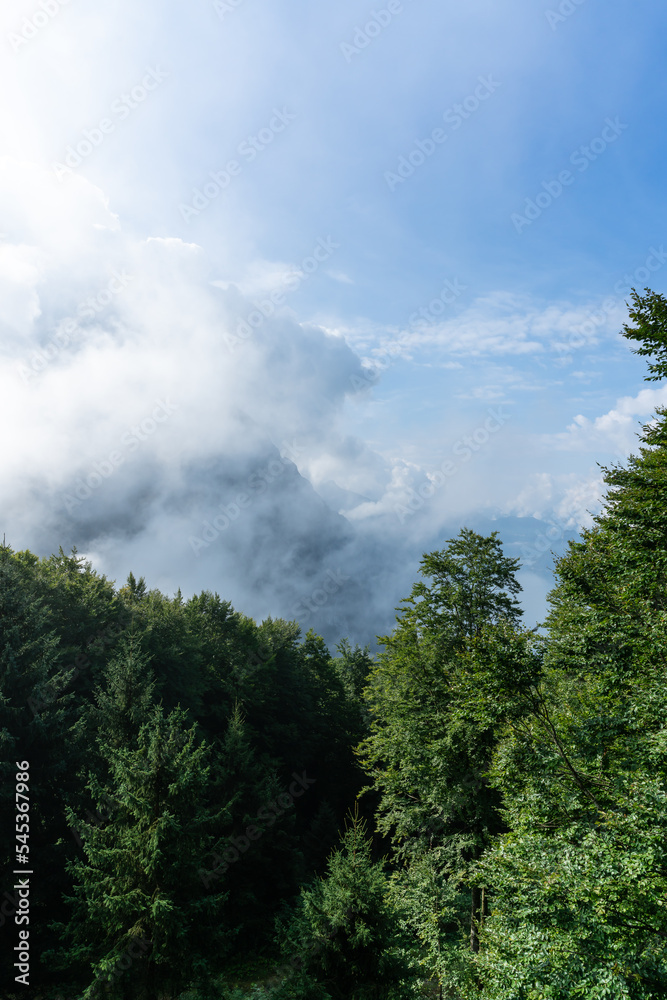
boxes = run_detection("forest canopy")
[2,288,667,998]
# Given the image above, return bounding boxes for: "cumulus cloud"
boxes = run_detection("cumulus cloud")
[551,385,667,457]
[497,385,667,543]
[0,157,657,644]
[0,158,408,638]
[506,470,605,529]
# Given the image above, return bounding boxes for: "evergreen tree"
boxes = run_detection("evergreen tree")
[278,806,413,1000]
[332,639,374,733]
[201,705,299,938]
[91,635,156,751]
[29,546,124,693]
[127,583,210,719]
[0,544,85,995]
[52,704,232,999]
[118,571,148,604]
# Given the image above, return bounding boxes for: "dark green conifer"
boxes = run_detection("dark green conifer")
[280,806,413,1000]
[52,705,231,999]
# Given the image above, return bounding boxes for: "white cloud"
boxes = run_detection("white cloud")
[0,159,370,519]
[332,291,630,370]
[212,258,300,298]
[499,385,667,534]
[0,157,420,644]
[552,385,667,456]
[506,470,604,529]
[0,242,43,337]
[327,270,354,285]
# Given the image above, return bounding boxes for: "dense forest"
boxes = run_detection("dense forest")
[2,288,667,999]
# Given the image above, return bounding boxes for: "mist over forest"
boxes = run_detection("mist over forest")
[2,1,667,997]
[2,291,667,999]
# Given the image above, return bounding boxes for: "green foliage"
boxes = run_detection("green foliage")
[0,545,89,995]
[197,980,331,1000]
[466,293,667,999]
[51,705,231,999]
[472,811,667,999]
[622,286,667,381]
[91,635,156,750]
[388,847,476,995]
[200,706,299,936]
[332,638,373,702]
[412,528,523,644]
[1,540,367,993]
[5,291,667,998]
[358,529,534,994]
[277,806,414,1000]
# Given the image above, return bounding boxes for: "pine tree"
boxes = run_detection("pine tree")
[51,704,232,999]
[279,806,414,1000]
[200,705,299,937]
[91,635,156,751]
[31,546,123,679]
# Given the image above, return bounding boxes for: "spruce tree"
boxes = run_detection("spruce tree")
[51,704,231,999]
[200,705,299,939]
[279,806,413,1000]
[91,635,156,751]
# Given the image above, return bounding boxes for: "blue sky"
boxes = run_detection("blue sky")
[1,0,666,645]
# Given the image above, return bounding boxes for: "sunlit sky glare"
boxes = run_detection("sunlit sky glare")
[1,0,666,645]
